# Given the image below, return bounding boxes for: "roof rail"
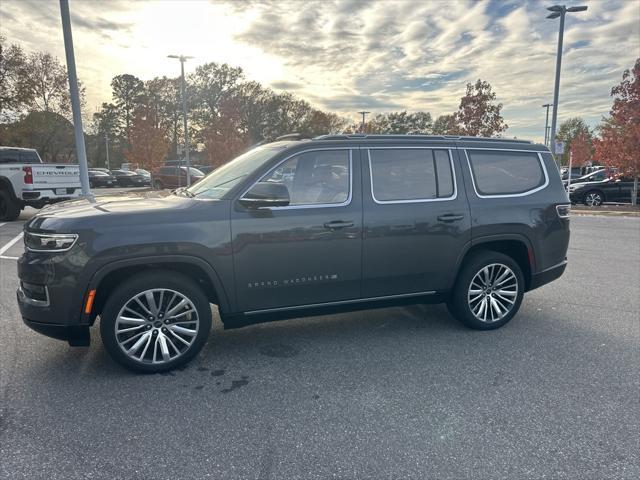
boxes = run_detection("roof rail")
[314,134,532,144]
[274,133,312,141]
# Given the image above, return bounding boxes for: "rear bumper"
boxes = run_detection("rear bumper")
[529,260,567,291]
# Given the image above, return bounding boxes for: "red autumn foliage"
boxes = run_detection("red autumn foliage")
[594,58,639,176]
[569,132,592,167]
[201,98,250,169]
[125,105,169,171]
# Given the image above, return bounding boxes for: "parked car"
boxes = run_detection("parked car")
[110,169,147,187]
[88,170,116,188]
[563,168,608,188]
[135,169,152,186]
[152,166,204,189]
[193,165,214,174]
[0,146,81,221]
[90,168,111,174]
[16,134,570,373]
[568,176,640,206]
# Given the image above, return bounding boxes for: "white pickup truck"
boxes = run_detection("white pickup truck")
[0,146,82,221]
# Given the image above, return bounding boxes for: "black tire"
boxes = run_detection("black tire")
[0,189,21,221]
[583,190,604,207]
[447,250,525,330]
[153,179,163,190]
[100,270,212,373]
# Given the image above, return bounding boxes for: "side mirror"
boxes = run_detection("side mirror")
[239,182,290,209]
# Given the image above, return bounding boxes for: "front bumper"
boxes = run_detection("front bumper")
[17,251,91,345]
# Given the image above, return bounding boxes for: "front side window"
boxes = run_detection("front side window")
[187,144,286,199]
[369,148,455,202]
[260,149,350,206]
[467,150,546,196]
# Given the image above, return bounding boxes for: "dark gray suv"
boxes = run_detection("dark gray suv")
[17,135,570,372]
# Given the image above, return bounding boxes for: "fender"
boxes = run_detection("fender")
[453,233,536,275]
[81,254,232,322]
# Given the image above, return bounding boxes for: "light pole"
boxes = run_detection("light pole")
[59,0,92,198]
[104,132,110,170]
[358,111,370,133]
[547,4,587,160]
[168,54,193,186]
[542,103,554,146]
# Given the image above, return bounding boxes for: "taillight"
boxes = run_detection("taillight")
[23,166,33,184]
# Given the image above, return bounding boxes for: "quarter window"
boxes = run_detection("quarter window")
[260,150,350,206]
[467,150,546,196]
[369,149,455,202]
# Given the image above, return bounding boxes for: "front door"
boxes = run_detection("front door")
[362,145,471,297]
[231,148,362,312]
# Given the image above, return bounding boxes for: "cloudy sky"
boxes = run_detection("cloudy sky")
[1,0,638,141]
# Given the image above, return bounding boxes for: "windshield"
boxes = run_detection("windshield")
[186,144,285,199]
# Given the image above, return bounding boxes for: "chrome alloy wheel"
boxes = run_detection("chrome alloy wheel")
[467,263,518,323]
[114,288,200,364]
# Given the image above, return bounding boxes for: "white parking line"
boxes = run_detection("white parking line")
[0,232,24,260]
[0,223,6,228]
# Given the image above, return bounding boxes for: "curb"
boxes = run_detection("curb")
[572,210,640,217]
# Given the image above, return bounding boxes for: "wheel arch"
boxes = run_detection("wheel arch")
[84,255,231,323]
[0,176,18,199]
[454,235,533,291]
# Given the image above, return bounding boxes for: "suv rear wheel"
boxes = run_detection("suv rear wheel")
[447,251,524,330]
[100,271,212,373]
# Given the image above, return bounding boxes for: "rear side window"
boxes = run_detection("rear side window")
[369,148,455,202]
[467,150,546,196]
[20,151,41,164]
[0,150,21,163]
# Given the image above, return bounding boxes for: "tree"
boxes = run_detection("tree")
[0,111,75,163]
[594,58,640,205]
[0,35,31,119]
[125,105,170,172]
[23,51,76,116]
[145,76,181,156]
[92,103,121,168]
[569,132,592,167]
[111,74,145,145]
[189,62,244,127]
[201,97,248,168]
[432,114,459,135]
[556,117,592,166]
[454,79,507,137]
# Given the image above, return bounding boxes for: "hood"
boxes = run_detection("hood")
[26,191,207,232]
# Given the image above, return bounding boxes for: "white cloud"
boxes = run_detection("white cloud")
[1,0,638,142]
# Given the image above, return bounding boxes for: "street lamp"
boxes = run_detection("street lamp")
[542,103,554,146]
[358,111,370,133]
[168,54,193,186]
[546,4,587,160]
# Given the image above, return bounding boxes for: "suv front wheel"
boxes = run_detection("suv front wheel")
[447,251,524,330]
[100,271,212,373]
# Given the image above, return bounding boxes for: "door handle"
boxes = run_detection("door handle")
[324,221,354,229]
[437,214,465,222]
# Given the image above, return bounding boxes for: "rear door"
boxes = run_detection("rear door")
[362,144,471,297]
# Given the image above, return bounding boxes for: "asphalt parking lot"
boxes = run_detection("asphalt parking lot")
[0,211,638,480]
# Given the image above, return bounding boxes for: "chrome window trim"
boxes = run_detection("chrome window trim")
[25,232,79,252]
[367,147,458,204]
[239,147,353,210]
[464,149,550,199]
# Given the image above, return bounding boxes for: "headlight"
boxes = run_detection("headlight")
[24,232,78,252]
